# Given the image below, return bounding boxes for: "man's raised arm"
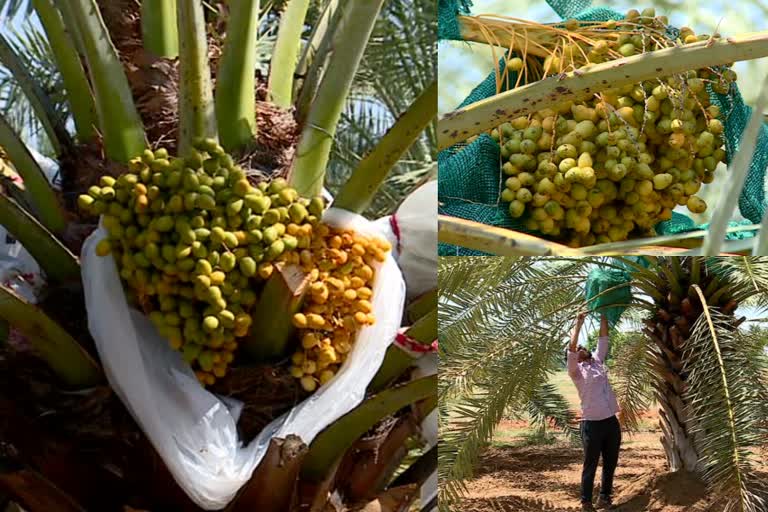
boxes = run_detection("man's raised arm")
[596,313,609,363]
[568,312,586,380]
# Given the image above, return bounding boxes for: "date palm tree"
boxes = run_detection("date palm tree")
[439,256,768,512]
[0,0,437,510]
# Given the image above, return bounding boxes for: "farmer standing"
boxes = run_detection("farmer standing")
[568,312,621,511]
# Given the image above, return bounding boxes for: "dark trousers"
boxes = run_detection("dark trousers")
[580,415,621,503]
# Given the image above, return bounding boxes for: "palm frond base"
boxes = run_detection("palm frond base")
[243,98,299,177]
[0,346,423,511]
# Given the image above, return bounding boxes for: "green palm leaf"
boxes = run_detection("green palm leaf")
[706,257,768,302]
[609,328,654,433]
[524,382,579,440]
[439,256,768,510]
[438,257,595,510]
[735,327,768,443]
[0,193,78,282]
[0,19,69,156]
[327,0,435,218]
[683,292,766,511]
[439,340,561,509]
[0,284,101,388]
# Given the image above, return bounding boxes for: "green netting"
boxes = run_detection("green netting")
[584,257,647,328]
[656,212,756,240]
[585,267,632,328]
[712,87,768,225]
[438,0,473,41]
[438,62,521,255]
[438,134,504,256]
[438,0,768,254]
[547,0,593,19]
[614,255,650,271]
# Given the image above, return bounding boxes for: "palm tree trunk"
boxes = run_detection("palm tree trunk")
[644,319,703,472]
[94,0,295,174]
[655,377,702,471]
[644,258,738,473]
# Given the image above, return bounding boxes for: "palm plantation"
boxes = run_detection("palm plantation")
[439,256,768,512]
[0,0,436,510]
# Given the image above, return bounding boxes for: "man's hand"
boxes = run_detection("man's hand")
[576,311,588,323]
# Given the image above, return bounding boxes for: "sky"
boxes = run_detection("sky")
[0,0,30,22]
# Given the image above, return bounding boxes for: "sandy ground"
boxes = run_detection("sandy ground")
[459,415,768,512]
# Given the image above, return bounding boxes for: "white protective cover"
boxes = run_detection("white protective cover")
[29,146,61,189]
[0,226,44,303]
[81,208,406,510]
[0,148,59,302]
[374,180,437,299]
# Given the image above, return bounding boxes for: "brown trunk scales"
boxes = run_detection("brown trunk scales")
[646,259,738,473]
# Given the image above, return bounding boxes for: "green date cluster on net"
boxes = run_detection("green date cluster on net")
[488,9,735,247]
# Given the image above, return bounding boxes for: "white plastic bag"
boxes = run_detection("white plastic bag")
[0,225,44,303]
[375,180,437,299]
[29,147,61,189]
[2,147,61,190]
[81,208,406,510]
[0,149,60,302]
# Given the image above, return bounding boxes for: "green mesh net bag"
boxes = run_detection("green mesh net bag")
[438,0,473,41]
[438,0,768,255]
[438,59,520,255]
[585,266,632,327]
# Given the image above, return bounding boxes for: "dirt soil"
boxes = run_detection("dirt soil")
[459,413,768,512]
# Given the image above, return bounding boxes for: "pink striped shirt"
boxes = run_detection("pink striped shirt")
[567,336,620,421]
